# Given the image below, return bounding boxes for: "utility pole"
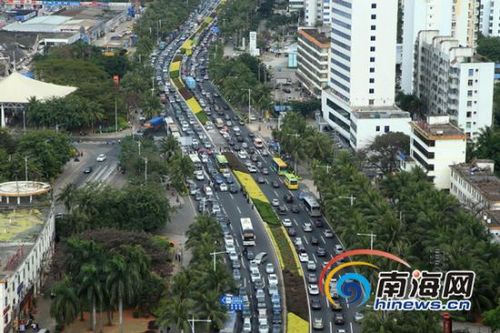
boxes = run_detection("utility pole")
[286,133,300,173]
[339,194,356,207]
[114,95,118,132]
[357,232,377,251]
[24,156,28,181]
[22,109,26,133]
[137,141,141,156]
[144,157,148,183]
[320,165,331,173]
[210,250,226,271]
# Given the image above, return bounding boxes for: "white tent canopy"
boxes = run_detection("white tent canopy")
[0,72,77,104]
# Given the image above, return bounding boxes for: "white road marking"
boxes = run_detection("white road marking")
[330,321,333,333]
[273,190,279,197]
[325,296,330,308]
[346,301,350,309]
[320,236,327,244]
[236,206,242,214]
[241,258,246,270]
[350,322,354,333]
[304,236,309,245]
[229,193,234,199]
[313,256,318,264]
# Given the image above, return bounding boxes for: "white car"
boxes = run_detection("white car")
[308,284,320,295]
[222,169,231,178]
[307,260,316,271]
[299,252,309,262]
[259,323,269,333]
[195,170,205,181]
[243,317,252,332]
[282,218,292,227]
[238,150,248,159]
[219,183,228,191]
[294,237,303,247]
[225,243,236,253]
[201,154,209,163]
[302,222,313,232]
[354,312,364,322]
[224,234,234,247]
[265,263,275,274]
[250,261,259,274]
[272,199,280,207]
[335,244,344,254]
[250,270,261,283]
[211,204,221,215]
[96,154,107,162]
[228,251,238,261]
[233,126,241,133]
[247,165,257,173]
[268,274,278,286]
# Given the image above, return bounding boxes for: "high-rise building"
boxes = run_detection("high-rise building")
[414,30,494,140]
[303,0,332,26]
[452,0,479,48]
[297,28,330,97]
[479,0,500,37]
[321,0,411,150]
[288,0,304,12]
[410,115,466,189]
[401,0,453,93]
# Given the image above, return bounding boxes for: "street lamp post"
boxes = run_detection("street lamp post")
[242,88,252,123]
[187,316,211,333]
[209,250,226,271]
[144,157,148,183]
[137,141,141,156]
[357,232,377,251]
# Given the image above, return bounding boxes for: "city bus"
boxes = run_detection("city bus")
[189,153,202,169]
[240,217,256,246]
[283,172,299,190]
[271,157,288,176]
[303,195,321,217]
[215,154,229,171]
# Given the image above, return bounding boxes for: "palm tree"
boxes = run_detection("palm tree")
[159,135,180,160]
[105,254,141,333]
[57,183,77,212]
[50,276,80,327]
[157,295,194,332]
[197,289,227,330]
[77,263,104,332]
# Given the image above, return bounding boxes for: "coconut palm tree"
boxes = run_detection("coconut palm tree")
[77,263,104,333]
[50,276,80,327]
[197,289,227,330]
[57,183,77,212]
[157,295,194,332]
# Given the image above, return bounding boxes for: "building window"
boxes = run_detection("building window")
[370,57,375,62]
[370,67,375,73]
[369,88,374,93]
[376,125,380,131]
[384,125,390,133]
[468,68,474,76]
[467,101,472,107]
[468,79,473,86]
[371,14,376,19]
[369,99,374,105]
[371,25,376,30]
[371,3,376,8]
[369,78,375,83]
[466,111,472,117]
[370,46,375,51]
[467,90,473,97]
[370,36,376,41]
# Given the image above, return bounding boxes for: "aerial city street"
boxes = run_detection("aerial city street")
[0,0,499,332]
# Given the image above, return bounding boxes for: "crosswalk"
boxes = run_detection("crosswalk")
[81,163,118,187]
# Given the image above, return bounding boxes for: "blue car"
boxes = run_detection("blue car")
[214,175,224,185]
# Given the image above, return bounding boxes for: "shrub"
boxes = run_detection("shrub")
[254,200,280,225]
[195,111,208,124]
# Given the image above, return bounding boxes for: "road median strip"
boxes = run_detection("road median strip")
[287,312,309,333]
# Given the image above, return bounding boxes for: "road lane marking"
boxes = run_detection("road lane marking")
[236,206,242,214]
[304,236,309,245]
[241,258,246,270]
[330,321,333,333]
[350,322,354,333]
[313,256,318,264]
[320,236,327,244]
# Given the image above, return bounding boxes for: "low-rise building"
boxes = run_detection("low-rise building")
[0,181,55,333]
[414,30,494,140]
[410,115,466,190]
[297,28,330,97]
[450,160,500,241]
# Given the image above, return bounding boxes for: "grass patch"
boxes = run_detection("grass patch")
[287,312,308,333]
[233,171,269,203]
[186,97,203,113]
[269,226,298,274]
[254,199,280,225]
[263,223,285,270]
[195,111,208,124]
[169,61,181,72]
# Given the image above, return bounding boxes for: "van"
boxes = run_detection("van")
[215,118,224,128]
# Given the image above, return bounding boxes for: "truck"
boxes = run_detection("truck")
[144,116,164,129]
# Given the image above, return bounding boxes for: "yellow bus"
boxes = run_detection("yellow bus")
[271,157,288,176]
[284,172,299,190]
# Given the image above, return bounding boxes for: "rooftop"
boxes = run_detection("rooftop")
[411,120,465,140]
[0,208,49,279]
[352,105,410,119]
[298,28,330,48]
[451,161,500,203]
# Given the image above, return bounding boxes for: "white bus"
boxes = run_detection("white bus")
[240,218,256,246]
[303,195,321,217]
[189,153,202,169]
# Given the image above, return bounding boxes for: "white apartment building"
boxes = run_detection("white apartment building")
[479,0,500,37]
[452,0,479,48]
[410,115,466,190]
[321,0,411,149]
[303,0,331,26]
[297,28,330,97]
[288,0,304,12]
[401,0,452,93]
[450,160,500,240]
[414,30,494,140]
